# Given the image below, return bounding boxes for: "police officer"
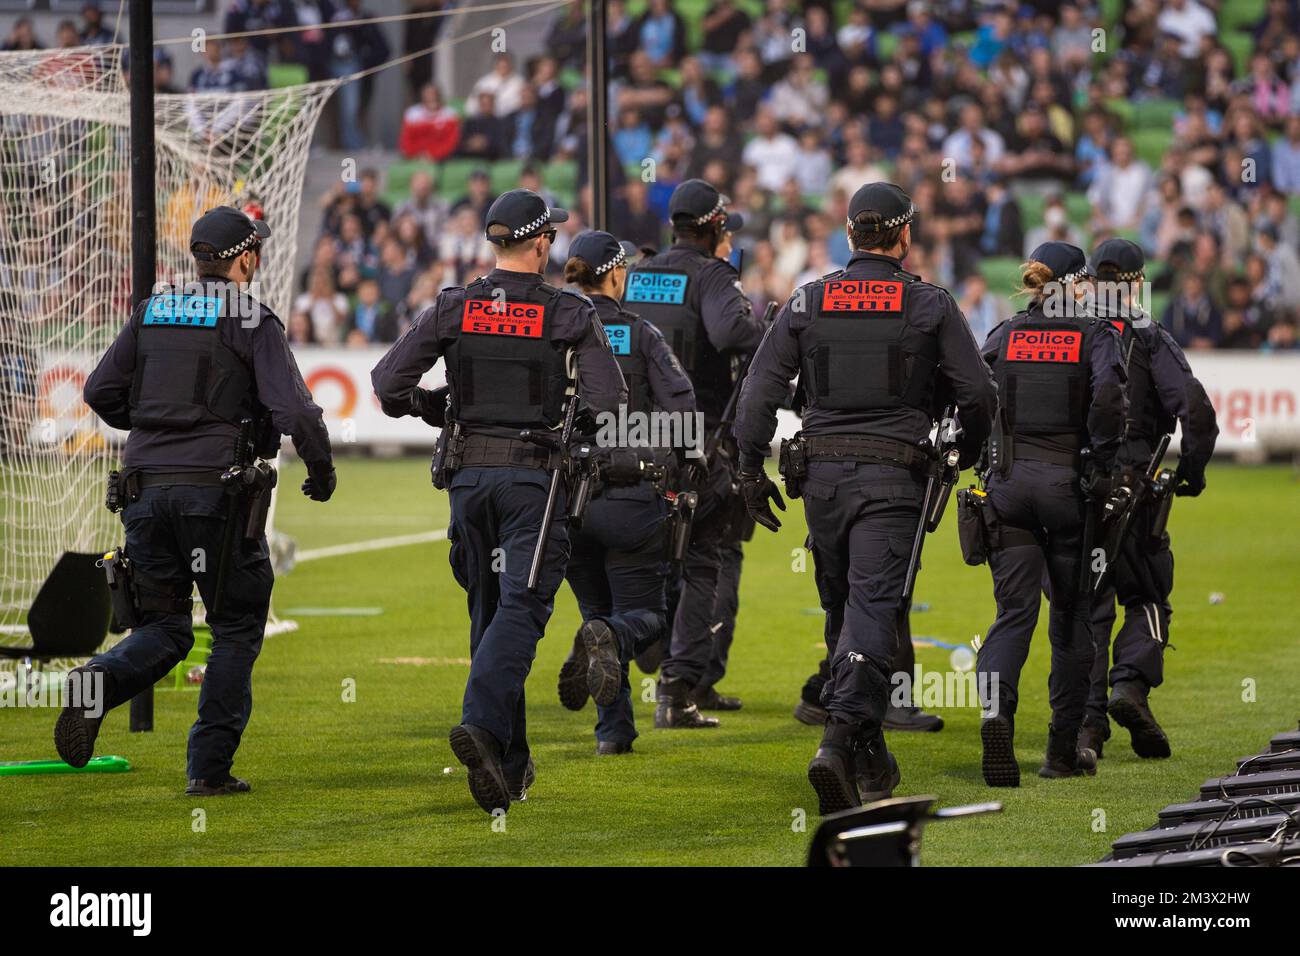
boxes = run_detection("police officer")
[975,242,1127,786]
[734,182,996,814]
[58,206,336,795]
[371,190,625,814]
[555,231,696,754]
[627,179,766,727]
[1079,239,1218,760]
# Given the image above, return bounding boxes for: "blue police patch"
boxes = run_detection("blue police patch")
[626,271,687,305]
[144,294,221,327]
[604,323,631,355]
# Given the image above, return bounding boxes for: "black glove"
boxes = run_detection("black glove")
[302,461,336,502]
[414,385,449,428]
[738,469,785,533]
[1173,464,1205,498]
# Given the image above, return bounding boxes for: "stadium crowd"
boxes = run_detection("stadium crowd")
[5,0,1300,351]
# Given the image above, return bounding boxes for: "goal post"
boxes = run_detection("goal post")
[0,40,336,665]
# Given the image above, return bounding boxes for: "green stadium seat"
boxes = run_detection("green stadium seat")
[490,160,524,194]
[1099,0,1123,29]
[1220,0,1266,33]
[1019,192,1046,231]
[542,160,579,206]
[1132,127,1173,169]
[1222,32,1255,76]
[980,256,1024,297]
[1065,193,1092,228]
[876,32,897,62]
[559,67,583,91]
[1133,98,1181,133]
[1105,97,1135,127]
[268,63,308,89]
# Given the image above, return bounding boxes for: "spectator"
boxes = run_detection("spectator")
[1271,115,1300,193]
[636,0,686,69]
[1164,272,1222,350]
[508,85,557,161]
[942,103,1006,170]
[699,0,751,76]
[223,0,297,61]
[377,238,417,312]
[393,170,446,247]
[999,104,1075,191]
[794,130,833,196]
[544,1,588,69]
[403,0,449,98]
[613,179,663,250]
[399,84,461,160]
[958,273,1003,344]
[742,108,801,193]
[329,0,392,150]
[293,268,349,344]
[450,169,493,226]
[458,91,509,160]
[980,179,1025,258]
[3,16,41,51]
[769,54,829,129]
[1156,0,1217,59]
[830,140,889,200]
[469,53,525,116]
[615,50,675,129]
[80,1,114,46]
[345,277,399,344]
[1088,137,1152,231]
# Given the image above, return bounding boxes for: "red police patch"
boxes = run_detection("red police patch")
[461,299,545,337]
[1007,329,1082,363]
[821,279,904,313]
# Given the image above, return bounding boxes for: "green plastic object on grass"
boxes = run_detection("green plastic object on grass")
[0,755,131,776]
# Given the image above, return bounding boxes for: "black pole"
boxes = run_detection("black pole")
[128,0,156,733]
[585,0,608,231]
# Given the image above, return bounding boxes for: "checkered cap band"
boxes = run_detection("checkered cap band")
[693,196,726,226]
[848,204,915,232]
[216,230,261,260]
[513,210,551,238]
[594,248,627,276]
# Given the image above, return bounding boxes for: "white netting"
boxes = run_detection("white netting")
[0,45,336,645]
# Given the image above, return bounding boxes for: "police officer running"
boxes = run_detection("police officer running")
[371,190,625,814]
[627,179,766,727]
[555,231,696,754]
[734,183,996,814]
[1079,239,1218,760]
[59,206,336,795]
[973,242,1127,786]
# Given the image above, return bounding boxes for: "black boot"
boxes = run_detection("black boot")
[793,668,829,725]
[980,714,1020,787]
[186,776,252,797]
[556,630,589,711]
[883,702,944,732]
[506,758,536,802]
[448,723,512,814]
[691,685,743,711]
[1078,717,1111,760]
[53,665,107,769]
[854,733,900,802]
[596,740,633,756]
[580,619,622,707]
[1107,681,1171,759]
[807,718,862,815]
[634,637,667,675]
[1038,724,1099,778]
[654,678,719,729]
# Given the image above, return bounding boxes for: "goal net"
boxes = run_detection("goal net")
[0,44,336,653]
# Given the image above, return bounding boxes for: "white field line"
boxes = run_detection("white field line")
[295,529,448,563]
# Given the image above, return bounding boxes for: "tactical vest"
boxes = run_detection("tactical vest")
[1103,316,1171,445]
[626,247,707,376]
[994,306,1094,447]
[128,288,255,431]
[593,297,650,415]
[798,263,938,413]
[445,277,568,428]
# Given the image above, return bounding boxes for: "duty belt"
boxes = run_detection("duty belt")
[458,432,554,469]
[802,434,933,472]
[135,470,227,489]
[1015,443,1080,469]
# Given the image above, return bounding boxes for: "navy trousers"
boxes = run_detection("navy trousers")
[977,460,1093,734]
[447,466,570,782]
[565,483,669,744]
[92,483,273,781]
[803,460,924,730]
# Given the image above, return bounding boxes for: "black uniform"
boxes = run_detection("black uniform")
[78,275,333,785]
[1086,308,1218,745]
[371,267,625,800]
[735,240,996,811]
[561,292,696,749]
[628,240,765,704]
[977,297,1127,784]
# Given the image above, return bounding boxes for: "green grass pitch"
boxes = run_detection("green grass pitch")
[2,459,1297,866]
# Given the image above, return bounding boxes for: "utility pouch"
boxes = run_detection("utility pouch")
[105,471,125,514]
[99,547,139,630]
[242,462,278,540]
[956,487,994,566]
[666,490,698,568]
[778,435,807,499]
[431,422,464,490]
